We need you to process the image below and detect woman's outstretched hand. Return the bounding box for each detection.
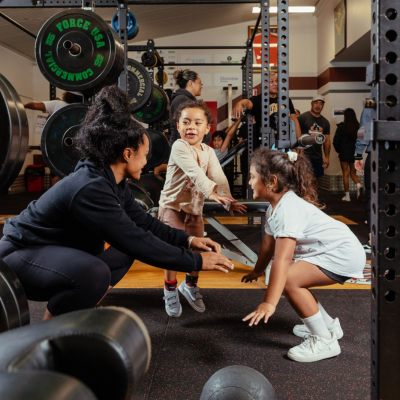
[190,237,221,253]
[241,270,263,283]
[200,252,234,273]
[242,302,276,326]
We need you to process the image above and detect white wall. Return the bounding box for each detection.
[347,0,371,48]
[316,0,370,176]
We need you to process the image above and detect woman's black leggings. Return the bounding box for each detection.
[0,239,134,316]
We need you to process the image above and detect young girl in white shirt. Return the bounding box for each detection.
[242,148,365,363]
[159,99,246,317]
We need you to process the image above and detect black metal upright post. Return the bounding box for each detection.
[245,40,254,201]
[260,2,270,149]
[368,1,400,398]
[117,1,128,92]
[276,0,290,149]
[49,84,56,100]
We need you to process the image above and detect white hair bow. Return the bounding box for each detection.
[288,152,298,163]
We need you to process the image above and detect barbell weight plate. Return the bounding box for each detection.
[0,74,29,195]
[35,9,124,93]
[145,128,170,169]
[127,59,153,112]
[128,182,154,211]
[0,258,30,334]
[111,12,139,40]
[141,52,158,68]
[133,85,170,124]
[155,71,168,85]
[41,103,89,178]
[134,174,165,207]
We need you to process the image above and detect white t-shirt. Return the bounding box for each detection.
[265,191,365,278]
[43,100,69,115]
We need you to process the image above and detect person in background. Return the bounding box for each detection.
[333,108,363,202]
[354,107,372,253]
[169,69,210,147]
[232,73,301,150]
[23,91,83,115]
[295,109,301,116]
[297,96,331,182]
[212,118,242,162]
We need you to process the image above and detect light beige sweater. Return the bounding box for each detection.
[159,139,232,215]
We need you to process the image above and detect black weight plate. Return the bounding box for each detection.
[133,85,170,124]
[145,128,169,169]
[41,103,89,178]
[0,258,30,334]
[128,182,154,211]
[35,10,124,93]
[0,74,29,195]
[134,174,165,207]
[127,58,153,112]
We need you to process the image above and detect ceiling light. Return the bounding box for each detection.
[252,6,315,13]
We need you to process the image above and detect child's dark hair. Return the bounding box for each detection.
[250,148,324,209]
[212,130,226,141]
[173,99,214,125]
[75,85,146,168]
[173,69,199,88]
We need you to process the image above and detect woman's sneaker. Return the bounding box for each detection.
[293,318,343,339]
[163,288,182,317]
[363,241,371,254]
[287,333,341,362]
[178,281,205,313]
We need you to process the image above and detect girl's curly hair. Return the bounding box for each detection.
[173,99,214,125]
[250,148,324,209]
[74,85,146,169]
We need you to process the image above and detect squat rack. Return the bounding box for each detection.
[0,1,399,398]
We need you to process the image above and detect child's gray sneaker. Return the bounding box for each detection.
[163,288,182,317]
[178,281,205,313]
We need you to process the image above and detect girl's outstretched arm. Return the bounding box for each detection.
[242,233,275,283]
[243,237,296,326]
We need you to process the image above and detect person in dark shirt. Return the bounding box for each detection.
[333,108,362,201]
[0,86,233,321]
[232,72,301,149]
[297,96,331,180]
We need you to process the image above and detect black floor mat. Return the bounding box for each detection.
[28,288,370,400]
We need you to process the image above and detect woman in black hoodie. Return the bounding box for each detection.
[333,108,362,201]
[169,69,211,146]
[0,86,233,321]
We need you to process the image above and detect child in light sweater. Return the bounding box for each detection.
[159,99,246,317]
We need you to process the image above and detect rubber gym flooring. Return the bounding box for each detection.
[1,189,371,399]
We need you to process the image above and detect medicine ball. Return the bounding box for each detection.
[200,365,278,400]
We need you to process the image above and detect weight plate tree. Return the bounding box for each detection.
[127,58,153,112]
[35,9,124,94]
[0,74,29,195]
[133,85,170,124]
[41,103,89,178]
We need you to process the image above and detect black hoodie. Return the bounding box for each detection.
[3,160,202,272]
